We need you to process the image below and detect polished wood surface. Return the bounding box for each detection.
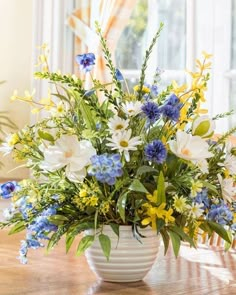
[0,230,235,295]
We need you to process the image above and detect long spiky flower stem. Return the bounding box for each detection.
[137,22,164,101]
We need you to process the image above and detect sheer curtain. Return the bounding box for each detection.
[67,0,137,83]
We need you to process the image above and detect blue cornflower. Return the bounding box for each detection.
[88,153,123,185]
[193,188,210,209]
[75,53,95,73]
[141,101,161,123]
[115,69,124,81]
[207,202,233,225]
[145,140,167,164]
[0,181,20,199]
[160,94,182,122]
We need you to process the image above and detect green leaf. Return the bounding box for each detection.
[47,215,69,225]
[65,235,75,253]
[76,235,94,256]
[207,221,232,244]
[160,229,170,255]
[110,223,119,238]
[201,181,218,195]
[157,171,166,204]
[169,230,181,258]
[117,192,128,223]
[169,225,196,248]
[47,232,58,252]
[38,130,54,142]
[136,166,158,176]
[8,221,26,235]
[79,98,96,130]
[224,231,232,251]
[99,234,111,261]
[129,179,149,194]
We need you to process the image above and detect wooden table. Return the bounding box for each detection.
[0,230,235,295]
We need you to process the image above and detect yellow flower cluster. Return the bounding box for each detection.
[141,191,175,230]
[172,51,212,130]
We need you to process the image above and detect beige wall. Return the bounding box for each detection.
[0,0,32,180]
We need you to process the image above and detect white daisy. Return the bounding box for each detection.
[107,115,129,133]
[122,101,143,117]
[106,129,142,161]
[40,135,96,182]
[186,203,204,219]
[218,174,236,203]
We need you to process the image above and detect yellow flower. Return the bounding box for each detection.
[8,133,19,146]
[163,208,175,223]
[133,84,150,94]
[146,190,158,203]
[202,51,213,59]
[79,189,87,197]
[173,195,188,213]
[155,203,166,219]
[191,180,203,197]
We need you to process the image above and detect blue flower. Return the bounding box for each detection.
[115,69,124,81]
[207,202,233,225]
[141,101,161,123]
[0,181,20,199]
[150,85,159,97]
[160,94,182,122]
[145,140,167,164]
[193,189,210,209]
[18,234,44,264]
[75,53,95,73]
[88,154,123,185]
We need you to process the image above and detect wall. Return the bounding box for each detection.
[0,0,32,180]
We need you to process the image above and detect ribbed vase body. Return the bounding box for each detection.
[85,225,160,282]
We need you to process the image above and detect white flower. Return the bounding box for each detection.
[192,159,209,174]
[220,154,236,175]
[122,101,143,117]
[40,135,96,183]
[192,115,215,138]
[217,174,236,203]
[0,133,19,156]
[107,115,129,133]
[106,129,142,161]
[186,203,204,219]
[168,130,213,162]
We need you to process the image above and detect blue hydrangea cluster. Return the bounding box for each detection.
[75,53,95,73]
[88,153,123,185]
[207,202,233,225]
[145,140,167,164]
[160,94,182,122]
[141,101,161,123]
[0,181,20,199]
[193,189,210,209]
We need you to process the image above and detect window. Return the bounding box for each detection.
[229,0,236,127]
[115,0,236,132]
[115,0,187,89]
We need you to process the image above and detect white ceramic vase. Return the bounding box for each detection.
[85,225,160,282]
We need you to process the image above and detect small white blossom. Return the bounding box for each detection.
[218,174,236,203]
[122,101,143,117]
[106,129,142,162]
[107,115,129,133]
[186,203,204,219]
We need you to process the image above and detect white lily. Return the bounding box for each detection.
[40,135,96,182]
[169,131,213,163]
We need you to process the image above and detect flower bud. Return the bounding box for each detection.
[192,115,215,138]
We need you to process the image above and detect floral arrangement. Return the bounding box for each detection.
[0,23,236,264]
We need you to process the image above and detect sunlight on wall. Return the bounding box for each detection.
[0,0,32,180]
